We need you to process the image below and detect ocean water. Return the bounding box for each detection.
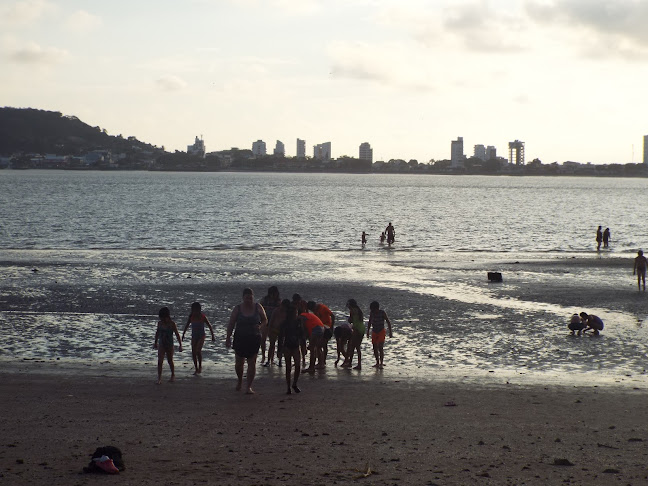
[1,170,647,387]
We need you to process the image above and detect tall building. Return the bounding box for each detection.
[273,140,285,156]
[486,145,497,160]
[474,144,486,161]
[313,142,332,160]
[644,135,648,164]
[451,137,464,168]
[508,140,525,165]
[187,135,205,158]
[359,142,373,162]
[252,140,266,156]
[296,138,306,158]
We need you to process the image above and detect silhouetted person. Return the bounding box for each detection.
[634,249,647,291]
[602,228,610,248]
[596,226,602,251]
[361,231,367,248]
[385,222,395,245]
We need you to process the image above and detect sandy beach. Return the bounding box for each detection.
[1,369,647,486]
[1,251,648,485]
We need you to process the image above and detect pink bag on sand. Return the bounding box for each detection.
[93,455,120,474]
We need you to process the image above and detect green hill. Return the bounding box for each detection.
[0,107,160,155]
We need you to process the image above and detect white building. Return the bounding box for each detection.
[274,140,285,156]
[187,136,206,158]
[474,144,486,161]
[313,142,332,160]
[252,140,267,156]
[296,138,306,158]
[451,137,464,168]
[359,142,373,162]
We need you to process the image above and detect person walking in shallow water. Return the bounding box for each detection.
[153,307,182,384]
[182,302,215,375]
[226,288,267,394]
[602,228,611,248]
[634,250,647,291]
[385,222,395,245]
[596,226,603,251]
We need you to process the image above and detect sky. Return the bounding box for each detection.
[2,0,648,164]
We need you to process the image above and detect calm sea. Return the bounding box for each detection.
[1,170,647,252]
[1,170,647,387]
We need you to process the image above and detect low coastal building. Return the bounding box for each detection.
[187,136,206,158]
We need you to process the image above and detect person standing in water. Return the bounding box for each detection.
[602,228,611,248]
[182,302,215,375]
[596,226,603,251]
[153,307,182,384]
[385,222,395,245]
[361,231,367,248]
[634,249,647,291]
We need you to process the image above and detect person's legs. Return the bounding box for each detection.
[260,327,268,363]
[372,341,379,366]
[157,347,165,384]
[235,355,244,391]
[378,342,385,367]
[292,348,301,392]
[245,355,257,394]
[166,348,175,380]
[284,349,292,393]
[353,334,362,370]
[195,335,205,373]
[268,336,277,365]
[191,339,199,374]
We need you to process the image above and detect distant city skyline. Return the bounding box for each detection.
[3,1,648,164]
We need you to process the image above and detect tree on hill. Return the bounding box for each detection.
[0,107,160,156]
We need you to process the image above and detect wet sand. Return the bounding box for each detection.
[1,370,647,486]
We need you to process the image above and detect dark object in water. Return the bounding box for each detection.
[83,445,125,473]
[487,272,502,282]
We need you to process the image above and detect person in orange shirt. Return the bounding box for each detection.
[301,311,325,372]
[366,301,393,369]
[307,301,335,363]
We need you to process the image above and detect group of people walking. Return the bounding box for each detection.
[153,286,394,394]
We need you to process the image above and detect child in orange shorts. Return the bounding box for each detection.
[366,301,393,369]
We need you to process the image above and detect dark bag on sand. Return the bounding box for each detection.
[83,445,125,473]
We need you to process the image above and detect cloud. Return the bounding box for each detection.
[327,41,435,92]
[0,0,54,27]
[64,10,102,34]
[7,41,69,65]
[221,0,322,15]
[156,75,188,91]
[525,0,648,59]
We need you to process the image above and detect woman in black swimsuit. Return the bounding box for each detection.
[278,302,304,394]
[226,288,268,394]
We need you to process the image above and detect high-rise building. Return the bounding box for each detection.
[187,135,205,158]
[451,137,464,168]
[474,144,486,161]
[296,138,306,158]
[274,140,285,156]
[486,146,497,160]
[644,135,648,164]
[359,142,373,162]
[508,140,525,165]
[252,140,266,156]
[313,142,332,160]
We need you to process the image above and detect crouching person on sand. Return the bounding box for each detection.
[580,312,604,336]
[568,313,585,335]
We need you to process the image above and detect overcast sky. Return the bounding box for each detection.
[2,0,648,164]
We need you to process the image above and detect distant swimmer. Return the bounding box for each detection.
[596,225,603,251]
[633,249,647,291]
[361,231,367,248]
[580,312,604,336]
[385,222,395,245]
[602,228,611,248]
[380,232,386,244]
